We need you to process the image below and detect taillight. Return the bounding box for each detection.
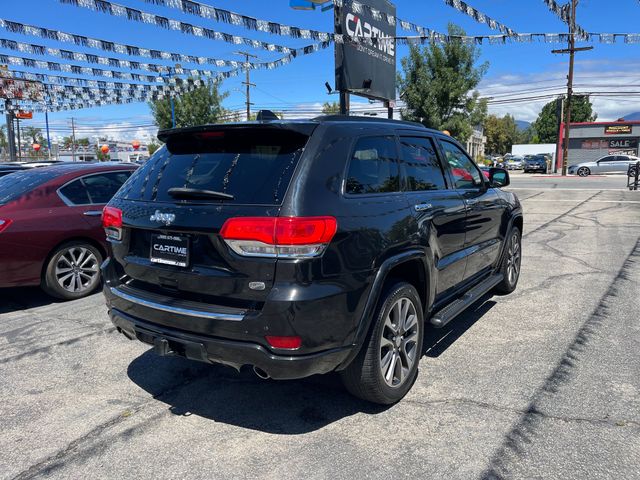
[0,219,12,233]
[220,216,337,258]
[102,206,123,241]
[265,335,302,350]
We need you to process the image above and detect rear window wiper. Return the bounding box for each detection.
[167,188,234,201]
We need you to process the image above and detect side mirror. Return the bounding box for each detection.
[489,167,510,187]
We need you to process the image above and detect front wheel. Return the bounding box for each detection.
[42,241,103,300]
[495,227,522,294]
[341,282,424,405]
[577,167,591,177]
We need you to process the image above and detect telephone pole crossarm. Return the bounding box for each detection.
[234,51,258,121]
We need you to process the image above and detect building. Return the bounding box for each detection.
[466,126,486,160]
[559,120,640,169]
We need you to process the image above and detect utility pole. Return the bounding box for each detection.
[552,0,592,176]
[235,51,257,121]
[16,116,21,161]
[71,117,77,162]
[5,102,16,162]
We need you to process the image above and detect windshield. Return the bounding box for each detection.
[118,128,310,205]
[0,168,60,206]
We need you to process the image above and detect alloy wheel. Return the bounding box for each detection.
[379,297,419,388]
[577,167,590,177]
[506,232,522,286]
[54,247,100,293]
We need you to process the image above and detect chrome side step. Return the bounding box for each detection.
[430,273,504,328]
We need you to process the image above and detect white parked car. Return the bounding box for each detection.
[569,155,640,177]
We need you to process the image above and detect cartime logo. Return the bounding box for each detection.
[345,13,395,57]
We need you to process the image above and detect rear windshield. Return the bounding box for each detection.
[0,168,60,206]
[118,128,310,205]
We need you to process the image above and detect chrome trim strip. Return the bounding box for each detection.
[109,287,245,322]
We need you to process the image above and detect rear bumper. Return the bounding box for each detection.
[109,308,351,380]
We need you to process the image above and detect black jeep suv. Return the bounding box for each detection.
[102,115,523,404]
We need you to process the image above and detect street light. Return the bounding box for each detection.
[159,64,181,129]
[289,0,333,11]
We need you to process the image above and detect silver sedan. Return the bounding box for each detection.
[569,155,640,176]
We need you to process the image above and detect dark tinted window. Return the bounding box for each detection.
[599,156,615,163]
[83,172,132,204]
[399,137,446,191]
[59,179,90,205]
[0,168,61,206]
[346,136,400,195]
[121,128,309,205]
[440,141,483,190]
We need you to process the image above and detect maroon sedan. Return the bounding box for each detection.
[0,163,136,299]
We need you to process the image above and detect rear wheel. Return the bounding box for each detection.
[577,167,591,177]
[495,227,522,294]
[341,282,424,405]
[42,241,103,300]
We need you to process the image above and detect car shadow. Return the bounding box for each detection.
[0,287,59,314]
[127,350,390,435]
[126,297,497,434]
[422,297,497,358]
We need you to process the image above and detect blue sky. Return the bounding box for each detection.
[2,0,640,141]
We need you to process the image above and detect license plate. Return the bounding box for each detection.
[150,234,190,267]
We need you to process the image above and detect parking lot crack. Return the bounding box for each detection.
[0,328,117,364]
[406,397,640,429]
[480,236,640,480]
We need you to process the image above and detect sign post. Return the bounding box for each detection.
[334,0,396,116]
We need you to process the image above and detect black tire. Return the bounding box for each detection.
[42,241,103,300]
[628,167,638,178]
[494,227,522,294]
[340,282,424,405]
[577,167,590,177]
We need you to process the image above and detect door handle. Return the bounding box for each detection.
[414,203,433,212]
[465,199,478,206]
[83,210,103,217]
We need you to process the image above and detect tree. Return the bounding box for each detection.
[322,102,340,115]
[398,23,488,142]
[23,126,41,145]
[484,114,519,154]
[147,142,160,155]
[0,124,7,160]
[533,96,597,144]
[150,79,229,129]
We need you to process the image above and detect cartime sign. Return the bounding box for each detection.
[334,0,396,101]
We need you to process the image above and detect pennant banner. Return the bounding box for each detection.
[0,38,230,77]
[542,0,588,40]
[8,69,199,90]
[59,0,310,54]
[0,53,244,82]
[443,0,516,36]
[142,0,332,42]
[1,78,205,112]
[0,19,330,71]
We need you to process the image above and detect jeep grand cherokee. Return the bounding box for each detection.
[102,115,523,404]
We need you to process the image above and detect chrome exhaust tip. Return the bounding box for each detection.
[253,366,270,380]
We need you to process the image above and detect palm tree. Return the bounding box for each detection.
[23,126,43,145]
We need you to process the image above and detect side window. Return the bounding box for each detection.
[399,137,447,191]
[83,172,132,204]
[346,136,400,195]
[59,179,90,205]
[599,156,615,163]
[439,141,483,190]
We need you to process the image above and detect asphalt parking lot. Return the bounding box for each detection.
[1,178,639,480]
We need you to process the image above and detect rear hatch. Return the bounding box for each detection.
[110,124,315,309]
